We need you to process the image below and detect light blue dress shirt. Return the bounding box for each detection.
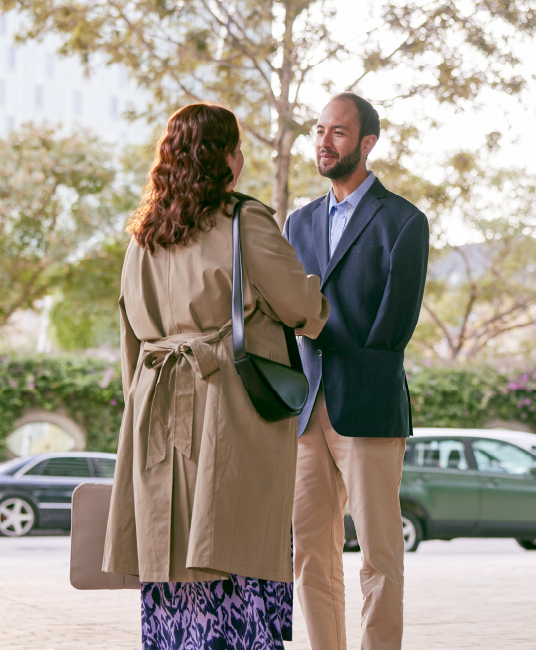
[328,171,376,259]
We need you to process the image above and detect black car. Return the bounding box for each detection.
[0,452,116,537]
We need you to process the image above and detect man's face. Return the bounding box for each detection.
[316,99,362,180]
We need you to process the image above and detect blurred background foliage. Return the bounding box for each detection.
[0,124,121,328]
[50,239,127,351]
[2,357,536,461]
[0,355,124,460]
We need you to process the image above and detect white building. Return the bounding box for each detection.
[0,11,150,146]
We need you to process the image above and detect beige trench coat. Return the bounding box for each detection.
[102,198,329,583]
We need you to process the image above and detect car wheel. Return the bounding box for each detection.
[0,497,37,537]
[516,539,536,550]
[402,510,423,552]
[343,539,361,552]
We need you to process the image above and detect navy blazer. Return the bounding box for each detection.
[284,178,429,438]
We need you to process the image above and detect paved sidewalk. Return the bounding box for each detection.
[1,537,535,649]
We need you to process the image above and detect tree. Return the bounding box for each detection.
[415,235,536,362]
[46,141,154,351]
[0,123,122,328]
[373,129,536,362]
[3,0,535,227]
[50,238,128,351]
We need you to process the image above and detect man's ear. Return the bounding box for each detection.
[361,134,378,157]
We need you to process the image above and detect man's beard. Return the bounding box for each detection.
[317,140,362,180]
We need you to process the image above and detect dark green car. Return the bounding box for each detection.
[344,429,536,552]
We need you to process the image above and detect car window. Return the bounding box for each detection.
[22,460,48,476]
[95,458,116,479]
[40,457,92,478]
[472,439,536,475]
[412,439,469,470]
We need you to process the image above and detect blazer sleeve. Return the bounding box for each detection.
[365,211,429,351]
[240,201,330,339]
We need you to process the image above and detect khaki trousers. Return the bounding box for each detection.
[293,390,406,650]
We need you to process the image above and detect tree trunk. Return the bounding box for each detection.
[271,125,294,230]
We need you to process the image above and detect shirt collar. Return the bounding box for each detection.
[328,171,376,212]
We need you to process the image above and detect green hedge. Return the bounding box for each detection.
[408,365,536,431]
[0,355,123,461]
[0,356,535,461]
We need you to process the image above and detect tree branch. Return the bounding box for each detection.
[422,300,455,353]
[108,1,206,103]
[199,0,278,107]
[241,122,274,147]
[453,247,478,354]
[1,263,46,325]
[467,318,536,358]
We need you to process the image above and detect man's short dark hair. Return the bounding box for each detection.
[333,92,380,140]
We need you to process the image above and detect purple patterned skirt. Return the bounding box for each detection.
[141,575,293,650]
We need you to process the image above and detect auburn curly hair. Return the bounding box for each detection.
[127,103,240,253]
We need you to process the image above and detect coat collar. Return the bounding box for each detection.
[230,191,276,215]
[320,177,386,289]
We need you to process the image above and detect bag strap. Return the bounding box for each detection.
[232,200,247,361]
[232,200,304,372]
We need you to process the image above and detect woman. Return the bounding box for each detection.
[103,103,329,650]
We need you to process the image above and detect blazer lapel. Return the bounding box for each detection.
[321,178,386,289]
[312,195,329,278]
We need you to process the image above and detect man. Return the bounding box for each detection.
[284,93,429,650]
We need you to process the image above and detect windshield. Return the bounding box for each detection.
[472,439,536,475]
[0,457,33,475]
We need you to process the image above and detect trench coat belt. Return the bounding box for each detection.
[141,326,231,470]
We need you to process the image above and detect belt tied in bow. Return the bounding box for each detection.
[141,327,230,469]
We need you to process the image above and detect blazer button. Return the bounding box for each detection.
[317,349,322,356]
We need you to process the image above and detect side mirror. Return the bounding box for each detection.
[530,463,536,477]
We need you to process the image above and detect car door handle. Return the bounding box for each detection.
[487,481,498,488]
[414,478,427,485]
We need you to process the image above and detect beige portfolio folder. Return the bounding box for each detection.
[70,483,140,590]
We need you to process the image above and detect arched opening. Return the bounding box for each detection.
[5,410,86,457]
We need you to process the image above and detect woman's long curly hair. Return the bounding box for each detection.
[128,103,240,253]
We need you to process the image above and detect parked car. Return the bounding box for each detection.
[344,428,536,553]
[0,452,116,537]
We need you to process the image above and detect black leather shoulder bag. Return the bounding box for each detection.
[232,199,309,422]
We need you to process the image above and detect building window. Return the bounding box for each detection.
[35,85,44,110]
[0,80,4,105]
[73,91,82,116]
[7,47,15,71]
[6,116,14,131]
[119,64,128,88]
[110,96,118,120]
[54,87,64,116]
[45,54,54,78]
